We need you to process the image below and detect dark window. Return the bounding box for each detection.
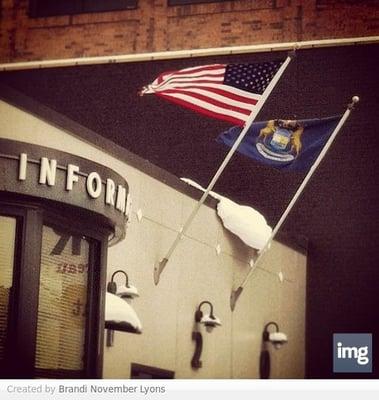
[168,0,230,5]
[131,363,175,379]
[0,202,108,378]
[29,0,138,18]
[0,216,17,366]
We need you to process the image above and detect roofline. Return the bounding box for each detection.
[0,82,220,209]
[0,82,307,253]
[1,36,378,71]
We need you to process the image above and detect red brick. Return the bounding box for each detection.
[0,0,378,63]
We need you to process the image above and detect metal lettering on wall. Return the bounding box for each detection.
[0,138,130,244]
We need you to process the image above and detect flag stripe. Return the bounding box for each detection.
[157,65,225,84]
[161,85,260,105]
[162,64,225,77]
[154,76,225,91]
[154,72,225,90]
[165,73,225,81]
[161,88,256,113]
[157,92,244,126]
[152,82,261,103]
[163,67,226,80]
[157,91,249,124]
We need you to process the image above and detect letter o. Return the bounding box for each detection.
[86,172,102,198]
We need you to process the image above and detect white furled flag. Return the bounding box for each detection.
[141,61,284,126]
[181,178,272,250]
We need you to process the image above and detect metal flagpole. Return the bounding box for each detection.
[230,95,360,310]
[154,51,296,285]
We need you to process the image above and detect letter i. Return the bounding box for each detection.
[19,153,27,180]
[337,342,343,358]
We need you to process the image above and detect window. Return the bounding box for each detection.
[131,363,175,379]
[34,226,91,378]
[168,0,230,5]
[29,0,138,18]
[0,203,108,378]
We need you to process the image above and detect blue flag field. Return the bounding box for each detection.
[217,115,341,171]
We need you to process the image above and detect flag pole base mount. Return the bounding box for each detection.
[230,286,243,311]
[154,258,168,286]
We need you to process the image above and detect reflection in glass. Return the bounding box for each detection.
[34,226,89,378]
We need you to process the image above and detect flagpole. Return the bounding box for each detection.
[230,95,360,310]
[154,51,295,285]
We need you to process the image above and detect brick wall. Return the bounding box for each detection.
[1,0,378,62]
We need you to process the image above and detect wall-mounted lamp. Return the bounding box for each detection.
[260,321,288,379]
[191,301,221,369]
[107,270,139,299]
[263,321,288,349]
[105,269,142,347]
[195,300,222,331]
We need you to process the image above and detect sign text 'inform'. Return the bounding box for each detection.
[18,153,130,215]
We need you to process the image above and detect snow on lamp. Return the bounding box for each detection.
[105,269,142,346]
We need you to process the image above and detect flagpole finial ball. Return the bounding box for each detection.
[352,96,360,103]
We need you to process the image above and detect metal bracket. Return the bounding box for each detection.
[191,331,203,369]
[230,286,243,311]
[153,258,168,285]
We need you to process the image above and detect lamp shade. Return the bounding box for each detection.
[116,284,139,299]
[268,331,288,349]
[200,313,222,327]
[105,292,142,334]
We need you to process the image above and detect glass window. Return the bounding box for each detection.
[0,216,16,363]
[168,0,229,5]
[34,226,90,378]
[0,202,106,379]
[29,0,138,18]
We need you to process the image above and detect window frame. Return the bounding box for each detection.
[28,0,138,18]
[130,363,175,379]
[0,199,109,378]
[168,0,230,6]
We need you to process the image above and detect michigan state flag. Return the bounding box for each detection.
[217,115,341,171]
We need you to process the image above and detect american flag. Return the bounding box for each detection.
[141,60,284,126]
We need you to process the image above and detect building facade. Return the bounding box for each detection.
[0,0,378,379]
[0,96,306,378]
